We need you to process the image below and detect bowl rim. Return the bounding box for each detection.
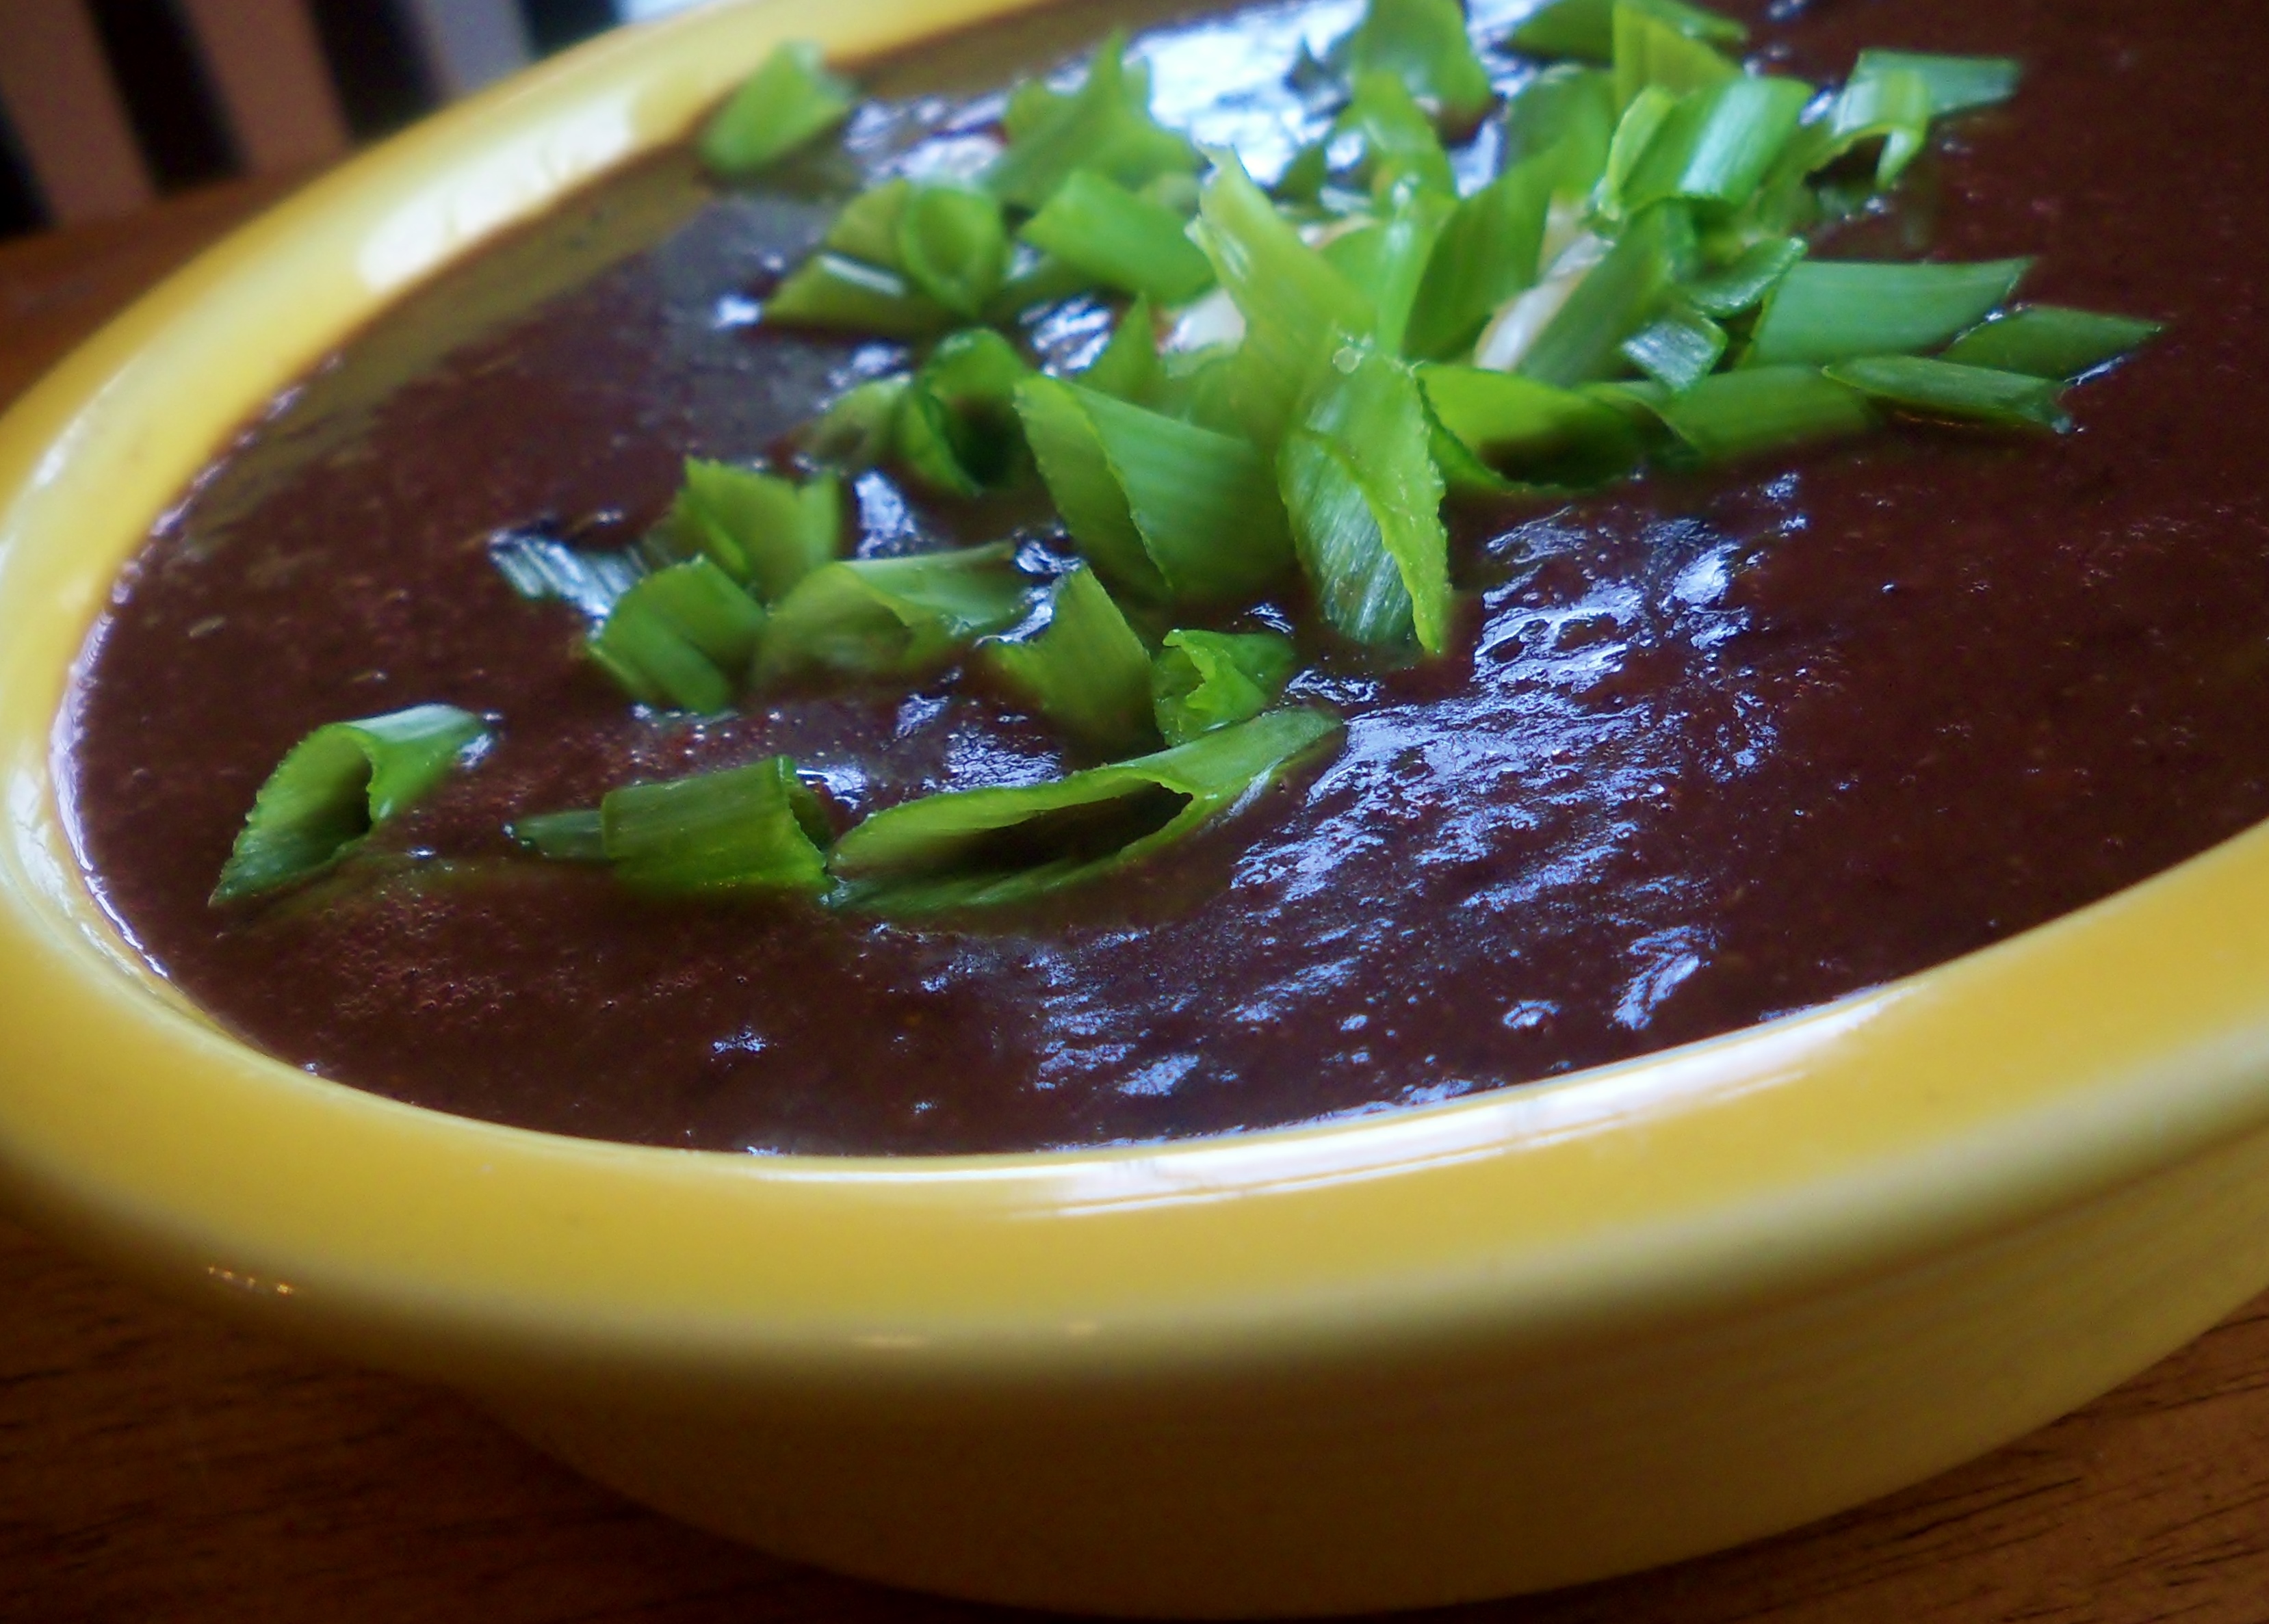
[5,0,2269,1382]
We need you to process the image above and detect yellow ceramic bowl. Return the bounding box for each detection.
[5,2,2269,1615]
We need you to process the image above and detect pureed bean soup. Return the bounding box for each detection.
[61,0,2268,1154]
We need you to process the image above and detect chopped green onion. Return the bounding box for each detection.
[803,375,909,469]
[589,557,768,713]
[508,808,607,862]
[894,328,1031,497]
[984,250,1101,321]
[1191,155,1376,448]
[1518,201,1693,387]
[1403,155,1555,363]
[1017,170,1217,304]
[699,41,855,176]
[822,179,910,267]
[1681,233,1804,317]
[669,460,841,603]
[212,704,489,903]
[1851,49,2019,117]
[755,544,1034,686]
[983,31,1200,211]
[1657,364,1875,462]
[1624,75,1815,213]
[1807,64,1932,188]
[1597,84,1679,219]
[1419,363,1646,487]
[1016,376,1293,607]
[1503,66,1617,197]
[1746,257,2030,367]
[1321,185,1455,356]
[1940,304,2162,380]
[1824,355,2070,430]
[1078,297,1163,402]
[1337,0,1495,133]
[1620,301,1727,391]
[1004,79,1069,142]
[895,185,1011,318]
[764,253,950,339]
[601,757,832,896]
[487,529,643,623]
[1334,70,1459,200]
[1511,0,1747,62]
[829,707,1341,914]
[1612,3,1740,112]
[1152,629,1299,746]
[1280,348,1451,654]
[976,566,1158,757]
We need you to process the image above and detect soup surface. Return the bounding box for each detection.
[63,0,2269,1154]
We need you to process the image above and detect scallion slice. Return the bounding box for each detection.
[1518,201,1693,387]
[803,376,909,469]
[1940,304,2162,380]
[983,32,1200,211]
[1681,233,1804,317]
[1190,154,1377,449]
[755,544,1034,686]
[1321,186,1455,356]
[1152,629,1299,746]
[1503,66,1617,197]
[1657,364,1875,462]
[894,328,1032,497]
[1334,70,1459,200]
[1336,0,1495,134]
[1016,375,1293,608]
[1624,74,1814,213]
[1280,348,1451,653]
[764,253,950,339]
[1078,297,1163,402]
[669,460,841,603]
[1419,363,1646,487]
[1403,153,1555,361]
[589,557,768,713]
[1808,64,1932,188]
[1850,49,2019,117]
[601,757,833,896]
[1612,3,1739,112]
[828,706,1341,914]
[1017,170,1216,304]
[895,185,1011,318]
[977,566,1158,757]
[1620,301,1728,391]
[212,704,489,903]
[823,180,910,267]
[508,808,607,863]
[984,249,1102,320]
[1511,0,1748,63]
[1746,257,2030,367]
[699,41,855,176]
[1824,355,2070,430]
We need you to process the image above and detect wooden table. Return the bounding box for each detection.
[7,183,2269,1624]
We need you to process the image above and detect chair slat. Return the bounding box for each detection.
[0,0,153,223]
[396,0,534,99]
[176,0,349,174]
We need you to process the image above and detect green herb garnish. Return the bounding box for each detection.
[214,705,487,902]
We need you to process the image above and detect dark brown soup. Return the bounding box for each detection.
[62,0,2269,1154]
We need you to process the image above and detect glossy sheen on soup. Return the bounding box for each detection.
[62,0,2269,1154]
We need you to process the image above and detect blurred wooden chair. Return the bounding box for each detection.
[0,0,546,227]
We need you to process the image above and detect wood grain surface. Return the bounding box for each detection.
[6,181,2269,1624]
